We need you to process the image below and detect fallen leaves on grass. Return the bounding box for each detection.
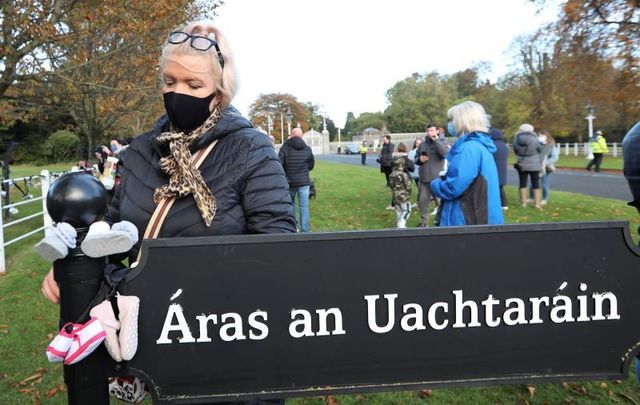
[515,390,529,405]
[418,389,432,398]
[17,368,47,386]
[619,392,639,404]
[46,384,66,398]
[609,390,621,402]
[570,383,588,396]
[526,384,536,398]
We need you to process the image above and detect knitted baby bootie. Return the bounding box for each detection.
[81,221,137,258]
[34,223,77,262]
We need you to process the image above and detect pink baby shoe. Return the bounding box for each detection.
[46,323,77,363]
[64,317,106,365]
[90,299,123,362]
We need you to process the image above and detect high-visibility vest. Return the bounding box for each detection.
[590,135,608,154]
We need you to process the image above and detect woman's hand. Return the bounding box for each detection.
[41,268,60,304]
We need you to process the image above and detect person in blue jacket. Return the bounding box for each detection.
[430,101,504,226]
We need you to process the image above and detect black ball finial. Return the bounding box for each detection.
[46,172,108,228]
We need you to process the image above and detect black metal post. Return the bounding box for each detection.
[54,232,110,404]
[47,172,110,405]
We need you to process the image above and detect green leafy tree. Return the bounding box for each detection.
[384,72,458,132]
[352,112,387,133]
[343,112,356,138]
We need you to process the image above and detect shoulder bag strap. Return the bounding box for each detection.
[133,139,218,266]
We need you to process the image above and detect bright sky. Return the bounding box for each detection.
[215,0,559,127]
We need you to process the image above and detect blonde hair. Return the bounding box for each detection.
[447,101,490,134]
[160,20,237,110]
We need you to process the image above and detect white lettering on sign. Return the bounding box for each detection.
[288,308,346,338]
[364,283,620,334]
[156,299,270,344]
[155,283,621,344]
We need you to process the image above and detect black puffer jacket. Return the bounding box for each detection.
[278,136,314,187]
[489,128,509,186]
[105,106,296,240]
[379,142,394,167]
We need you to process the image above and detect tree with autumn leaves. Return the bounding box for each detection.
[248,93,310,144]
[1,0,221,155]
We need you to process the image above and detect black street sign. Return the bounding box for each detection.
[119,221,640,404]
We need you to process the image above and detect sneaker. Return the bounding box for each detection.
[64,317,106,365]
[541,200,548,205]
[430,208,438,216]
[411,203,418,209]
[502,206,509,211]
[385,205,395,211]
[46,323,77,363]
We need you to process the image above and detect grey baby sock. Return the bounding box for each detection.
[34,223,77,262]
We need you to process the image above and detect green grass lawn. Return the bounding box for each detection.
[509,154,623,171]
[0,161,638,404]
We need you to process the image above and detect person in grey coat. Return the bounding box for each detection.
[489,128,509,210]
[415,123,449,227]
[513,123,543,208]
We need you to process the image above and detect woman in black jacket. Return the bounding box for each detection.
[104,22,295,240]
[41,20,294,404]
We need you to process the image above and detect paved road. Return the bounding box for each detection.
[318,154,633,202]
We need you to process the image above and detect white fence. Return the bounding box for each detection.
[0,170,62,273]
[557,143,621,157]
[328,140,622,157]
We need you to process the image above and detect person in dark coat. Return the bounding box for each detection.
[378,135,395,209]
[279,127,315,232]
[489,128,509,210]
[623,121,640,218]
[415,124,448,227]
[41,20,294,405]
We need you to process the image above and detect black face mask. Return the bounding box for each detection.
[163,91,216,132]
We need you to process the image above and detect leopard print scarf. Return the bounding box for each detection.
[153,108,222,227]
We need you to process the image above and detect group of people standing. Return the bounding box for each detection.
[379,101,573,228]
[381,101,504,228]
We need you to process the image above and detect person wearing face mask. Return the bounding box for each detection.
[101,21,295,241]
[109,139,126,156]
[429,101,503,227]
[41,21,296,403]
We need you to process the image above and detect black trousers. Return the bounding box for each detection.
[518,170,540,189]
[499,185,507,207]
[587,153,604,172]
